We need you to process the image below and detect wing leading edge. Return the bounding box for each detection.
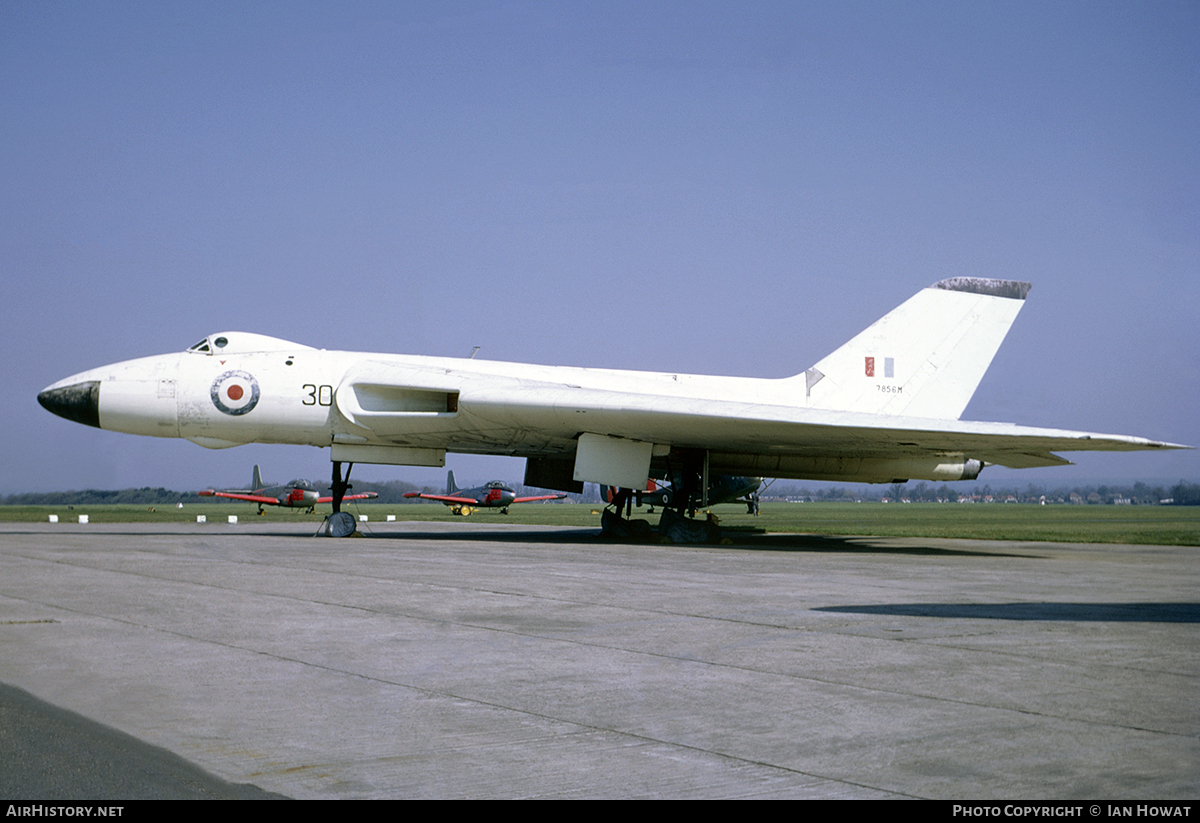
[402,493,479,505]
[197,491,280,505]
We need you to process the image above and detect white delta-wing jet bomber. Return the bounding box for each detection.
[39,278,1186,536]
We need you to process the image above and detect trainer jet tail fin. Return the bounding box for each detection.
[801,278,1031,420]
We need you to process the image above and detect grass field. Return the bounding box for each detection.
[3,501,1198,546]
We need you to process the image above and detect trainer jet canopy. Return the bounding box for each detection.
[198,465,377,514]
[38,278,1189,533]
[404,471,567,515]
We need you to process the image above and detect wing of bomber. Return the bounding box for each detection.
[458,384,1184,483]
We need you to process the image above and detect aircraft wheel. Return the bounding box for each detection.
[325,511,356,537]
[460,506,473,516]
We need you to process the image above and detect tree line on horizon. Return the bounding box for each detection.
[765,479,1200,506]
[5,479,1199,507]
[1,479,425,507]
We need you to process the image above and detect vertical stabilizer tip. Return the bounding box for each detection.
[932,278,1031,300]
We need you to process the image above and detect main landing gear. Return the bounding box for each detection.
[600,449,723,544]
[323,460,358,537]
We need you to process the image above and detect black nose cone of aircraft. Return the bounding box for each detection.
[38,381,101,429]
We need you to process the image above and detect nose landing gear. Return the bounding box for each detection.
[323,460,357,537]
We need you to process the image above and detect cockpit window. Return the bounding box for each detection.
[185,336,225,354]
[185,332,313,354]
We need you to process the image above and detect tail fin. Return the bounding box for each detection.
[251,464,263,491]
[800,278,1030,419]
[447,470,457,494]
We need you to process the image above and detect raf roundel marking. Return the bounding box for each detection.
[210,370,260,416]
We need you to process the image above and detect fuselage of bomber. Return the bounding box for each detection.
[40,333,806,458]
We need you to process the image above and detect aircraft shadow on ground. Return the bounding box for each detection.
[721,532,1038,558]
[19,523,1034,559]
[0,682,287,800]
[9,524,1045,559]
[813,602,1200,623]
[348,526,1037,559]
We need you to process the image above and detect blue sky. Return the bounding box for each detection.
[3,1,1196,493]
